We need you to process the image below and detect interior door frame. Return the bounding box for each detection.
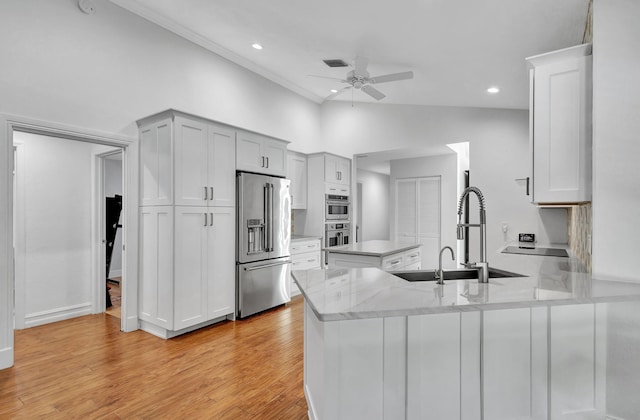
[95,149,125,314]
[0,113,139,370]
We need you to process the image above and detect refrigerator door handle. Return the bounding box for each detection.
[243,260,292,271]
[268,183,274,252]
[263,183,270,252]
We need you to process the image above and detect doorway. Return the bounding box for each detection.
[12,132,125,328]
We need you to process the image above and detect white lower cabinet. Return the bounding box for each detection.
[327,247,422,271]
[304,302,605,420]
[290,238,321,296]
[140,206,235,337]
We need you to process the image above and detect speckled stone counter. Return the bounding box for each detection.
[325,239,420,257]
[293,250,640,321]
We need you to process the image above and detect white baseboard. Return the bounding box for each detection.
[0,346,14,369]
[305,384,318,420]
[140,314,231,339]
[122,315,138,332]
[23,302,92,328]
[607,415,628,420]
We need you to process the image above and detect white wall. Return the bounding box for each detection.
[14,132,111,327]
[591,2,640,419]
[390,154,458,268]
[105,156,123,277]
[0,0,321,149]
[356,169,390,241]
[322,101,567,259]
[591,0,640,282]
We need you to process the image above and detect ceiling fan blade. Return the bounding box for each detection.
[325,86,352,101]
[308,74,348,83]
[354,56,369,76]
[368,71,414,84]
[361,84,386,100]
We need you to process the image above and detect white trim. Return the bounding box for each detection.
[109,0,323,104]
[12,142,26,329]
[0,113,139,370]
[108,269,122,278]
[139,315,228,339]
[24,303,93,329]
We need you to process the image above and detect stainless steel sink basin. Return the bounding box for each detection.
[390,267,525,282]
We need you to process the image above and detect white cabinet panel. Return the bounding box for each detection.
[174,117,208,206]
[140,119,172,206]
[208,207,235,319]
[237,131,287,177]
[407,312,460,420]
[139,207,173,328]
[208,124,236,207]
[287,152,307,209]
[263,138,287,177]
[324,154,350,186]
[174,207,208,330]
[550,304,601,419]
[483,308,532,420]
[528,44,592,204]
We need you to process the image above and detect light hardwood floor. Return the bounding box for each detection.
[0,297,308,419]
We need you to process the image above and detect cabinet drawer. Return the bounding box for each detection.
[403,261,422,271]
[292,251,321,270]
[382,255,404,271]
[291,239,321,255]
[403,249,422,266]
[325,183,350,196]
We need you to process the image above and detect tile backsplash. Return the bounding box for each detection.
[568,203,592,272]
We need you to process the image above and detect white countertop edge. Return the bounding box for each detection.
[299,289,640,322]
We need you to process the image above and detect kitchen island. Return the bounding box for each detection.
[292,252,640,420]
[325,240,422,271]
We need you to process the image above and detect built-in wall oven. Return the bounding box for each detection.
[325,194,350,220]
[325,222,350,247]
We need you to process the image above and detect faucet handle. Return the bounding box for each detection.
[460,262,476,269]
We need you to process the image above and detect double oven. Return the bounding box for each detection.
[325,194,350,220]
[325,194,350,248]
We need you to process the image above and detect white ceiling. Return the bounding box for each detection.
[111,0,590,109]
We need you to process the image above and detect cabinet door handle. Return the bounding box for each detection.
[204,186,208,200]
[262,156,265,167]
[210,212,213,226]
[307,259,316,263]
[389,259,401,265]
[210,186,214,200]
[203,213,207,227]
[266,156,269,168]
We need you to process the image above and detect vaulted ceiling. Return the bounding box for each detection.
[111,0,590,110]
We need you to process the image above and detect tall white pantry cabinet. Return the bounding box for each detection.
[137,110,236,338]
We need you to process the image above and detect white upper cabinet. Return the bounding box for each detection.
[527,44,592,204]
[287,151,307,209]
[139,112,236,207]
[236,131,288,177]
[140,117,172,206]
[325,154,350,186]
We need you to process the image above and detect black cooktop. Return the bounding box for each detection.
[502,246,569,258]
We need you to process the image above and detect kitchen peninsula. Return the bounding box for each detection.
[292,252,640,420]
[325,240,422,271]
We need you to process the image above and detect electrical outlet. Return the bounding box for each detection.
[501,222,508,233]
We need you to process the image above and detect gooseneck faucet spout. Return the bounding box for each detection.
[435,246,455,285]
[456,187,489,283]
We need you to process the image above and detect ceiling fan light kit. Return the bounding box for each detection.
[318,56,414,102]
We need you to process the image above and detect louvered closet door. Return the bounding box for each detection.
[395,177,441,269]
[396,179,418,245]
[418,177,441,268]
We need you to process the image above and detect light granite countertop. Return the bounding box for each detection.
[324,240,421,257]
[292,247,640,321]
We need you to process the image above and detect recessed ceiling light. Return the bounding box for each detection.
[330,89,338,93]
[251,43,263,50]
[487,87,500,94]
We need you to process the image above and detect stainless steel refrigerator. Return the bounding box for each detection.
[236,172,291,318]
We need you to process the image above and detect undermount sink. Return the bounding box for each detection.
[390,267,526,282]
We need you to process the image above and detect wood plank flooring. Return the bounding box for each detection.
[0,296,308,419]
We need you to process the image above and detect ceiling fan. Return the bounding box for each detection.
[313,56,414,101]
